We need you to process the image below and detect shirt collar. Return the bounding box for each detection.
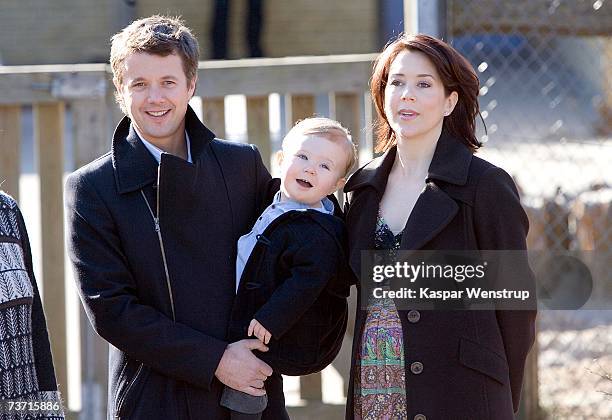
[135,127,193,164]
[112,106,216,195]
[272,191,335,215]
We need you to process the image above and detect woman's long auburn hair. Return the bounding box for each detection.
[371,33,483,153]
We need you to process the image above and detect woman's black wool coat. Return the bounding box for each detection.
[343,131,537,420]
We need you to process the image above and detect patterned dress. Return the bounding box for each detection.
[354,215,407,419]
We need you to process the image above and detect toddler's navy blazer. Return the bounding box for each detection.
[227,209,350,376]
[343,130,537,420]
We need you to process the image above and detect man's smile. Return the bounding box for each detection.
[145,110,171,117]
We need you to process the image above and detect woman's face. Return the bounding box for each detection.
[383,49,457,144]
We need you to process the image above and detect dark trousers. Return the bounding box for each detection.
[221,386,267,419]
[211,0,264,59]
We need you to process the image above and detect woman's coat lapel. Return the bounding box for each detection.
[344,130,473,280]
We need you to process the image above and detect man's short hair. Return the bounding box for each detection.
[110,15,199,87]
[283,117,357,178]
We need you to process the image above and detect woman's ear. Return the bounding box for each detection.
[445,91,459,116]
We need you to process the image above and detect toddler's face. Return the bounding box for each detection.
[279,135,348,207]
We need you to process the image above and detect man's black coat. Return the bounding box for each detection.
[227,209,350,376]
[65,107,288,419]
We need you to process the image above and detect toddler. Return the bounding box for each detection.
[221,117,356,419]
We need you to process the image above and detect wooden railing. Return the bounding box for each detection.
[0,55,377,419]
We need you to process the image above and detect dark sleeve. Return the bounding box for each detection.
[64,173,227,390]
[15,206,61,395]
[253,227,340,339]
[473,166,537,413]
[342,191,351,221]
[342,191,359,286]
[250,145,275,215]
[328,193,344,219]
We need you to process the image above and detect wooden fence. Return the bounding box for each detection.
[0,55,378,419]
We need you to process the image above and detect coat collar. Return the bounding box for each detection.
[112,106,216,194]
[344,130,472,276]
[344,129,473,194]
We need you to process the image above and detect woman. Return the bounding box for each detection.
[0,191,63,418]
[344,34,536,419]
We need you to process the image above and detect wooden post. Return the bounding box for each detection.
[600,39,612,135]
[333,287,358,397]
[106,84,125,131]
[404,0,417,34]
[79,311,107,420]
[330,92,361,207]
[362,91,376,163]
[34,102,68,403]
[71,98,110,420]
[202,97,226,139]
[0,105,21,200]
[332,92,361,156]
[300,373,323,402]
[246,96,271,170]
[285,94,315,129]
[72,99,110,168]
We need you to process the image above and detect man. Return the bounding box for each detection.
[65,16,287,419]
[211,0,264,59]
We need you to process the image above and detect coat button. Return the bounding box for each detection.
[407,310,420,323]
[410,361,423,375]
[414,414,427,420]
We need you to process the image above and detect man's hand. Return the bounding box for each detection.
[215,339,272,396]
[248,319,272,344]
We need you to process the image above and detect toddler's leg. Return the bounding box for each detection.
[230,411,263,420]
[221,385,267,419]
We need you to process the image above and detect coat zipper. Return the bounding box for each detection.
[117,180,172,418]
[115,363,144,418]
[140,182,176,322]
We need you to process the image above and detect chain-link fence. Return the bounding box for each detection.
[447,1,611,418]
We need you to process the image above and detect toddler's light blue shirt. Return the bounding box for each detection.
[235,191,334,292]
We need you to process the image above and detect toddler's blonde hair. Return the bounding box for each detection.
[282,117,357,177]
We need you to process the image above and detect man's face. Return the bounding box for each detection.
[115,52,196,148]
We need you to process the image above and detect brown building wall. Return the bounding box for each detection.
[1,0,113,64]
[0,0,378,65]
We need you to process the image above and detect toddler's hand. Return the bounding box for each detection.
[248,319,272,344]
